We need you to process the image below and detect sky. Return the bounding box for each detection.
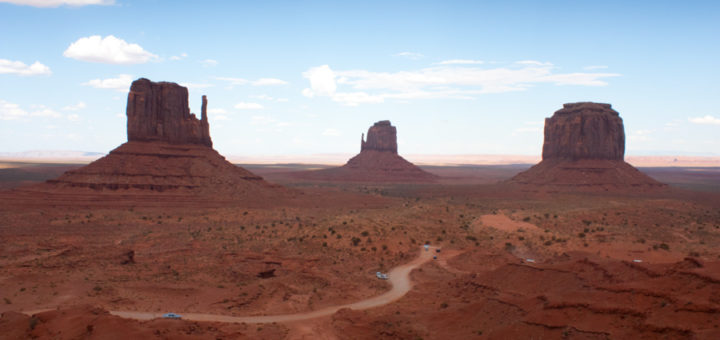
[1,0,719,158]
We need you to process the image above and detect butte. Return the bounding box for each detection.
[25,78,282,201]
[509,102,665,190]
[297,120,438,182]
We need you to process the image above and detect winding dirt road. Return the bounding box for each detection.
[109,246,435,324]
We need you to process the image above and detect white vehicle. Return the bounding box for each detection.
[376,271,389,280]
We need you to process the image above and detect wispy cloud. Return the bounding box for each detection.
[322,128,341,136]
[170,52,188,61]
[393,52,424,60]
[301,62,620,106]
[689,115,720,125]
[180,82,214,89]
[200,59,218,67]
[234,102,264,110]
[0,59,51,76]
[0,100,69,120]
[438,59,484,65]
[252,78,288,86]
[583,65,609,70]
[83,74,133,92]
[62,101,86,111]
[215,76,289,87]
[64,35,157,64]
[0,0,114,7]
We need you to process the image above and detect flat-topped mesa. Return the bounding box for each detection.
[126,78,212,147]
[542,102,624,161]
[360,120,398,154]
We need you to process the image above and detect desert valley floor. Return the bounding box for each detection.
[1,162,719,339]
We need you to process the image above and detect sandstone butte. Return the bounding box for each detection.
[510,102,666,190]
[297,120,438,182]
[38,78,280,197]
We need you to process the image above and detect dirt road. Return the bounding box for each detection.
[109,246,435,324]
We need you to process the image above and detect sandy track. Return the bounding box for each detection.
[108,246,435,324]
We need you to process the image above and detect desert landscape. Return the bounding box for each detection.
[2,2,720,339]
[0,78,718,340]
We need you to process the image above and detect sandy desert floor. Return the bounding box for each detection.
[1,162,719,339]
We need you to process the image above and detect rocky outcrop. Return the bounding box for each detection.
[294,120,437,182]
[511,102,664,190]
[39,78,283,198]
[127,78,212,147]
[361,120,397,153]
[542,102,624,161]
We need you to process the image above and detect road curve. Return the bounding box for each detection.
[110,246,435,324]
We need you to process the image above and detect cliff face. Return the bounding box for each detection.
[510,102,664,190]
[542,102,624,161]
[126,78,212,147]
[361,120,398,153]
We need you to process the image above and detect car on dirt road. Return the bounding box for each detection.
[162,313,182,319]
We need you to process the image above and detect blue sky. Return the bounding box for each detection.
[1,0,719,157]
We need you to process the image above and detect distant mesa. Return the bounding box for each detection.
[510,102,665,190]
[39,78,281,197]
[296,120,438,182]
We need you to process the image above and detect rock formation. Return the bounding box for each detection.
[127,78,212,147]
[295,120,438,182]
[361,120,397,153]
[542,102,624,160]
[510,102,664,190]
[39,78,282,198]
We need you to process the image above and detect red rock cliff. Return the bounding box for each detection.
[126,78,212,147]
[361,120,398,153]
[542,102,624,161]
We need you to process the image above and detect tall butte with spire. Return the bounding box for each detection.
[41,78,281,198]
[510,102,665,190]
[297,120,438,182]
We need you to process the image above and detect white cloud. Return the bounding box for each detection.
[276,98,289,102]
[252,78,288,86]
[301,62,620,106]
[200,59,218,67]
[1,101,67,120]
[0,0,113,7]
[689,115,720,126]
[0,59,51,76]
[29,104,61,118]
[322,128,341,136]
[302,65,337,98]
[0,99,27,120]
[393,52,424,60]
[215,77,248,85]
[438,59,484,65]
[234,102,264,110]
[170,52,188,61]
[67,113,80,121]
[249,94,274,101]
[83,74,133,92]
[180,82,214,89]
[64,35,157,64]
[62,101,86,111]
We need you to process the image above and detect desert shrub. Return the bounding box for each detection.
[523,217,531,222]
[351,237,361,246]
[465,235,477,241]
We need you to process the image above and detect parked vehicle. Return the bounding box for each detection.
[376,271,389,280]
[162,313,182,319]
